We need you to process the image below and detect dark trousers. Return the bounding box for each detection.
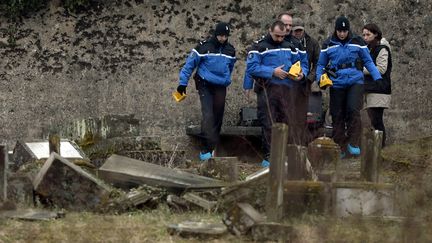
[257,83,307,159]
[197,79,226,153]
[330,84,363,150]
[367,107,386,147]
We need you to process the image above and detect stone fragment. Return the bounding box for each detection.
[222,202,265,236]
[167,221,227,238]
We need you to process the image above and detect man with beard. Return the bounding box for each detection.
[176,22,237,161]
[244,20,309,167]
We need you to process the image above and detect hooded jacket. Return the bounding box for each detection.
[179,36,236,87]
[243,34,309,89]
[316,33,382,88]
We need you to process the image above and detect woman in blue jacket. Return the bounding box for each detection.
[316,16,382,156]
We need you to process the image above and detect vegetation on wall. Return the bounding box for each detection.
[0,0,91,19]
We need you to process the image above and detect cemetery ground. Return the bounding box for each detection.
[1,133,432,242]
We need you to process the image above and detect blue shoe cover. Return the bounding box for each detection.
[199,152,212,161]
[347,144,360,155]
[261,159,270,168]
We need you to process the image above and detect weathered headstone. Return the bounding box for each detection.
[222,202,265,236]
[333,182,395,217]
[307,137,341,181]
[48,134,61,154]
[7,173,34,207]
[33,153,111,211]
[361,129,383,182]
[265,123,288,222]
[0,144,7,201]
[286,145,309,180]
[98,154,223,191]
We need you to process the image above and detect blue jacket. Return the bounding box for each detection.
[316,33,381,88]
[179,37,236,87]
[243,34,309,89]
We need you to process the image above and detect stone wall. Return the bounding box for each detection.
[0,0,431,145]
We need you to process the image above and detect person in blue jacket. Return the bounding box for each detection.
[316,16,382,157]
[244,20,309,167]
[176,22,236,161]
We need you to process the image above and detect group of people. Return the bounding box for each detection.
[175,13,392,166]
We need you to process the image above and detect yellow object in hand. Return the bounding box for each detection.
[319,73,333,89]
[288,61,302,79]
[172,90,187,102]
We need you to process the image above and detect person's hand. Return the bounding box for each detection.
[177,85,187,95]
[293,71,304,81]
[273,65,288,79]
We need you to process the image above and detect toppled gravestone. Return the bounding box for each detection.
[167,221,227,238]
[11,139,89,171]
[33,153,111,211]
[98,154,223,192]
[0,208,64,221]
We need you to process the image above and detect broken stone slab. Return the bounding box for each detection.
[181,192,217,212]
[7,173,34,207]
[245,167,268,181]
[167,194,191,212]
[218,170,269,211]
[0,208,64,221]
[333,182,395,217]
[33,153,111,211]
[222,202,266,236]
[1,144,7,201]
[11,139,89,171]
[98,154,224,191]
[251,222,295,242]
[167,221,227,238]
[199,157,239,182]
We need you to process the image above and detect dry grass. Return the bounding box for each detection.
[0,206,242,243]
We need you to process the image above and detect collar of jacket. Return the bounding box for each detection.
[209,35,228,48]
[331,31,352,45]
[265,33,284,46]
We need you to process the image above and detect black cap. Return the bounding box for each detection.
[335,16,350,31]
[214,22,230,36]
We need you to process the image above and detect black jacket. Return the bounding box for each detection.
[364,44,392,94]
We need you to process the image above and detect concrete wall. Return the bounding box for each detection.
[0,0,431,145]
